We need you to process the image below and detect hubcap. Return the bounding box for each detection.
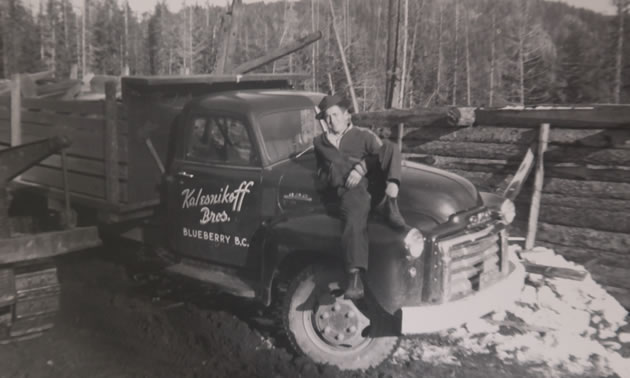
[313,293,368,348]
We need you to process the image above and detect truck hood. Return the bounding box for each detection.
[399,160,481,225]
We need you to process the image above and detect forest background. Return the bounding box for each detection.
[1,0,629,110]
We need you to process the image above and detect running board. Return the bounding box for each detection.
[165,263,256,299]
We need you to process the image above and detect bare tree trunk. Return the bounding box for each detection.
[464,7,470,106]
[328,0,359,111]
[398,0,409,108]
[518,2,527,105]
[385,0,401,109]
[615,0,626,104]
[214,0,243,74]
[436,2,443,104]
[374,0,382,71]
[188,5,193,74]
[406,0,422,107]
[452,0,459,105]
[489,9,496,106]
[312,0,316,89]
[347,0,351,48]
[62,0,68,50]
[123,1,129,75]
[39,0,45,62]
[75,14,80,74]
[51,11,57,73]
[82,0,87,77]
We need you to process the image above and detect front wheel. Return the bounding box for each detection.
[282,264,398,370]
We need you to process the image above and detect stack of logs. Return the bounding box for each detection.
[353,105,630,309]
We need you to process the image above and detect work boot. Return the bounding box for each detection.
[344,269,364,300]
[378,195,407,230]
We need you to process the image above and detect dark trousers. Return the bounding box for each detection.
[339,140,402,272]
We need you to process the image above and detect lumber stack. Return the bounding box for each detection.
[354,105,630,307]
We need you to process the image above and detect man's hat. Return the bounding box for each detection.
[315,93,352,120]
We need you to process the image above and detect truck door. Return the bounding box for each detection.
[168,112,262,268]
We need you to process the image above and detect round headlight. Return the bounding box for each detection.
[500,198,516,224]
[404,228,425,259]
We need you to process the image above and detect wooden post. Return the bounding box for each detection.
[11,74,21,147]
[327,0,359,113]
[104,81,119,205]
[233,31,322,74]
[525,123,550,250]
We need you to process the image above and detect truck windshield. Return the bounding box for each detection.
[258,108,323,163]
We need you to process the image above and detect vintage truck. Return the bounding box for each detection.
[0,74,524,369]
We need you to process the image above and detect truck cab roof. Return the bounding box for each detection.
[190,89,324,116]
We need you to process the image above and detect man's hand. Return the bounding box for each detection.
[345,169,363,188]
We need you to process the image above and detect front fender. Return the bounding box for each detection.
[258,210,413,311]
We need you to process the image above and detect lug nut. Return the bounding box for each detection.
[320,312,330,319]
[323,326,331,334]
[347,326,357,333]
[335,333,345,341]
[345,311,355,318]
[332,303,341,312]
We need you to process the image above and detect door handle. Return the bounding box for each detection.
[176,171,194,179]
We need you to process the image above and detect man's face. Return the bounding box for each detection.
[324,105,350,134]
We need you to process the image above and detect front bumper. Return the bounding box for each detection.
[398,259,525,334]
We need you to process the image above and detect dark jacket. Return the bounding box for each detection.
[313,126,383,190]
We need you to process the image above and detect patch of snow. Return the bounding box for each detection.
[396,246,629,377]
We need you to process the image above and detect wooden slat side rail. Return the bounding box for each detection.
[19,165,128,201]
[0,121,128,161]
[104,82,120,205]
[21,98,104,114]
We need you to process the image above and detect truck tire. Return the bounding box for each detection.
[282,264,398,370]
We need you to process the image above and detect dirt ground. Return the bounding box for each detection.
[0,242,623,378]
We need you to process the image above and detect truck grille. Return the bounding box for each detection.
[438,226,506,301]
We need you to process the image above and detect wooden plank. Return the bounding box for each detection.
[21,98,104,114]
[122,73,309,87]
[234,31,322,74]
[522,261,587,281]
[501,148,535,200]
[39,154,128,179]
[526,123,549,250]
[20,166,127,201]
[406,154,630,183]
[534,193,630,212]
[536,222,630,255]
[405,127,630,150]
[4,110,105,129]
[474,106,630,129]
[543,178,630,200]
[404,140,630,166]
[515,203,630,234]
[536,241,630,267]
[0,227,101,265]
[104,82,120,205]
[454,172,630,201]
[0,122,128,161]
[353,106,468,128]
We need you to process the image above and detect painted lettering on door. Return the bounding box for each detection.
[180,181,254,225]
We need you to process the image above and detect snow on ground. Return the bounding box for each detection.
[393,246,630,378]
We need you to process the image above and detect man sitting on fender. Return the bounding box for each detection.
[313,93,407,300]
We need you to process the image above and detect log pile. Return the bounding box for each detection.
[354,105,630,308]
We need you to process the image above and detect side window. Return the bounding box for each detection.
[186,115,257,166]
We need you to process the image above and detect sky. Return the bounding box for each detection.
[24,0,616,16]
